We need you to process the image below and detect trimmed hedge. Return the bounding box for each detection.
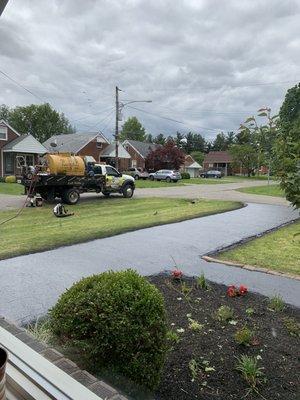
[181,172,190,179]
[50,270,167,389]
[5,175,16,183]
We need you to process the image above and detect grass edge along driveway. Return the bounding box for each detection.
[0,197,242,260]
[216,220,300,276]
[237,184,284,198]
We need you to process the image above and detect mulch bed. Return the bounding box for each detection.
[149,274,300,400]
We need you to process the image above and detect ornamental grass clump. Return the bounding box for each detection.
[50,269,168,390]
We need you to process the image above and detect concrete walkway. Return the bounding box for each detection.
[0,203,298,326]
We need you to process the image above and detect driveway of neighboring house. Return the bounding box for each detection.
[0,203,298,326]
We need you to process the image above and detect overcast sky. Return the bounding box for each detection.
[0,0,299,141]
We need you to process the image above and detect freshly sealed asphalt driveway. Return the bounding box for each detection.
[0,203,298,325]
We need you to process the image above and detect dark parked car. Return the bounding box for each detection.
[200,170,222,179]
[149,169,181,182]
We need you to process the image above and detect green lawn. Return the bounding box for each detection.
[0,182,24,195]
[237,184,284,197]
[134,180,184,188]
[0,197,241,259]
[217,221,300,276]
[135,178,235,188]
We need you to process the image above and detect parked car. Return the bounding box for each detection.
[149,170,182,182]
[126,167,149,180]
[200,170,222,179]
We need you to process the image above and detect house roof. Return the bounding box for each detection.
[123,140,159,159]
[204,151,233,163]
[0,119,20,136]
[43,132,109,153]
[186,161,202,169]
[2,134,48,154]
[100,142,131,159]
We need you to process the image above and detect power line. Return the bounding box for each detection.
[144,79,300,93]
[126,105,232,132]
[0,69,45,102]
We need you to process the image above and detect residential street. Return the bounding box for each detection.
[0,179,287,211]
[0,203,298,326]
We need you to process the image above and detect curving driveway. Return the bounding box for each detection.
[0,202,298,326]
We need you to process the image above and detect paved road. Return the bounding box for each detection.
[0,179,287,211]
[0,203,298,326]
[135,180,288,206]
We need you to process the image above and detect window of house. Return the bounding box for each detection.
[96,137,103,149]
[4,153,14,174]
[0,126,7,140]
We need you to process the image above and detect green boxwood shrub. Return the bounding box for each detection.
[50,269,167,389]
[181,172,190,179]
[5,175,16,183]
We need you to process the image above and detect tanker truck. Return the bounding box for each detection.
[22,153,135,204]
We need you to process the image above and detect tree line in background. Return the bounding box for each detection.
[0,103,75,143]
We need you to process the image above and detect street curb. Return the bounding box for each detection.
[202,255,300,281]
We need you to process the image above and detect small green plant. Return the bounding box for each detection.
[246,307,255,317]
[283,317,300,338]
[181,282,192,297]
[268,295,285,312]
[189,358,200,382]
[234,326,254,346]
[235,355,265,391]
[197,273,209,290]
[27,318,53,344]
[188,318,203,332]
[166,329,181,344]
[216,305,234,322]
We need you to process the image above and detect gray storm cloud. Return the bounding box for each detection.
[0,0,299,140]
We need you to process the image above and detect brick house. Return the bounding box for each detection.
[203,151,234,176]
[0,120,47,178]
[122,140,160,170]
[44,132,131,171]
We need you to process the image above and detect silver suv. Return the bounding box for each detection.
[127,167,149,180]
[149,169,181,182]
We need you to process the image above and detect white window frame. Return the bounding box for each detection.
[0,125,8,141]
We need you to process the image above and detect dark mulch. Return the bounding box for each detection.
[150,274,300,400]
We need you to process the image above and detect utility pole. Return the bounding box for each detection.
[115,86,120,170]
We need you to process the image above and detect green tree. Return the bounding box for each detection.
[275,83,300,208]
[146,133,153,143]
[153,133,166,144]
[190,151,205,165]
[0,104,10,120]
[226,131,235,147]
[2,103,75,142]
[120,116,146,141]
[229,144,257,177]
[212,132,228,151]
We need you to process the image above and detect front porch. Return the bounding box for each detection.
[2,152,37,178]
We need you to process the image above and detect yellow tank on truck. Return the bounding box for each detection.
[45,153,86,176]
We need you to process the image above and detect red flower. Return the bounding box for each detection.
[239,285,248,296]
[227,285,237,297]
[172,269,183,279]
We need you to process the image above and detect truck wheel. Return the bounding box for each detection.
[62,188,80,205]
[134,175,139,180]
[122,184,134,198]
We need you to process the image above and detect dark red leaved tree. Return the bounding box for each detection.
[145,140,185,171]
